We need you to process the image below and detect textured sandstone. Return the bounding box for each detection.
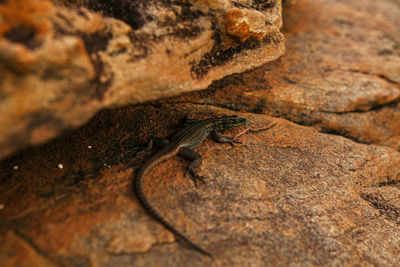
[0,104,399,266]
[170,0,400,150]
[0,0,285,159]
[0,230,55,267]
[1,0,400,266]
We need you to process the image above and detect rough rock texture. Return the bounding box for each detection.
[1,0,400,266]
[0,0,285,159]
[170,0,400,151]
[1,104,400,266]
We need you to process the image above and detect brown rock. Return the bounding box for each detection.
[1,0,400,265]
[0,230,55,266]
[169,0,400,150]
[0,104,399,266]
[0,0,285,159]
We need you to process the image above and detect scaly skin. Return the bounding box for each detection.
[134,115,248,256]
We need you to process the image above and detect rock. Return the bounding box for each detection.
[0,104,399,266]
[1,0,400,265]
[169,0,400,150]
[0,230,55,266]
[0,0,285,159]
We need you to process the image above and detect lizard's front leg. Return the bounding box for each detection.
[211,130,241,143]
[178,147,206,187]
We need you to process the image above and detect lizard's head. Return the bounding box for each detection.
[219,115,248,129]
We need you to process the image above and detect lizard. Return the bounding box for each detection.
[134,115,248,257]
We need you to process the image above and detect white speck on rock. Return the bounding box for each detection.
[57,163,63,169]
[88,145,92,149]
[0,204,4,210]
[13,165,18,170]
[103,163,111,168]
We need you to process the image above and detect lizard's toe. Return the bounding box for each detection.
[192,174,206,187]
[188,172,207,187]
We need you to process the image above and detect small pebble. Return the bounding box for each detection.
[87,145,92,149]
[57,163,63,169]
[13,165,19,170]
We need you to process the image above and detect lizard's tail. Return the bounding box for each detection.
[134,151,212,257]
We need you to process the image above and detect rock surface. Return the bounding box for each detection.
[0,0,285,159]
[170,0,400,151]
[1,0,400,266]
[0,104,400,266]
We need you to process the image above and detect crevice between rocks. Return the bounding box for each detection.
[375,180,400,188]
[316,127,368,144]
[346,68,400,86]
[317,98,400,115]
[362,175,400,189]
[165,100,266,114]
[360,193,400,225]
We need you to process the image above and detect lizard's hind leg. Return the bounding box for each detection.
[178,147,206,187]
